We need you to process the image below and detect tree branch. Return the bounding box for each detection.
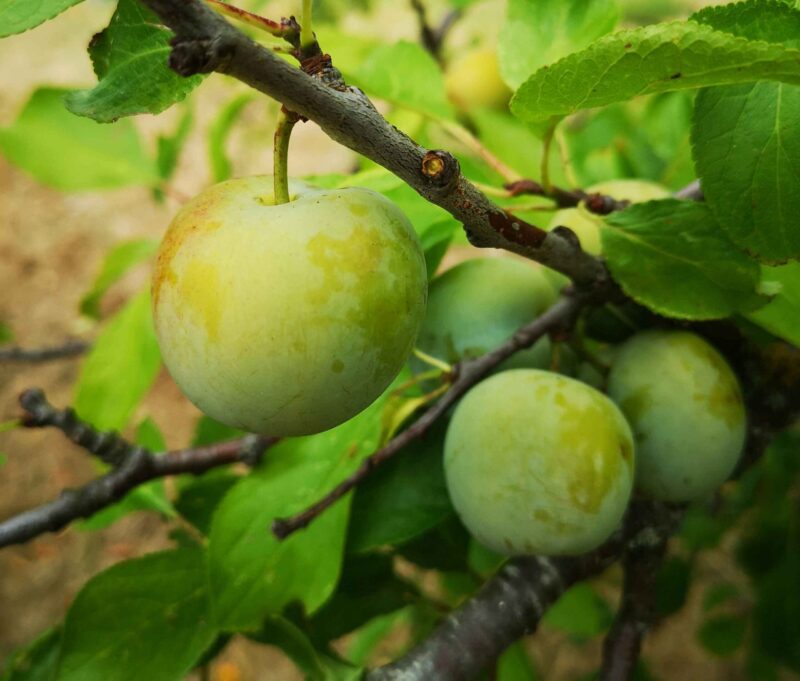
[138,0,610,290]
[0,389,278,548]
[271,292,585,539]
[367,501,682,681]
[0,340,89,363]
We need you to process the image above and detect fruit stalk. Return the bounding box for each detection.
[273,109,298,205]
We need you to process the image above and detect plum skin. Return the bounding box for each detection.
[152,176,427,436]
[548,179,669,255]
[413,258,557,374]
[607,330,746,502]
[444,370,635,556]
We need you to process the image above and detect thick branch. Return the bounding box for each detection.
[138,0,609,289]
[368,502,682,681]
[0,340,89,362]
[272,293,584,539]
[0,389,278,548]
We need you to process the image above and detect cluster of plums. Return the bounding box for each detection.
[152,176,746,559]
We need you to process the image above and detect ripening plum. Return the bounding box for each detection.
[548,179,669,255]
[445,370,635,556]
[413,258,557,374]
[607,331,746,502]
[445,48,512,112]
[152,176,427,436]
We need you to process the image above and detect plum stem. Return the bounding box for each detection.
[273,108,298,204]
[300,0,314,49]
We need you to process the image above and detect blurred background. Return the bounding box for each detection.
[1,0,787,679]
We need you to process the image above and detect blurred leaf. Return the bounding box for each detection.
[0,88,157,190]
[679,506,728,551]
[0,320,13,343]
[511,21,800,125]
[251,617,362,681]
[79,417,174,531]
[312,24,379,81]
[344,607,414,667]
[692,81,800,263]
[156,105,193,182]
[703,582,740,612]
[0,0,83,37]
[1,627,61,681]
[499,0,620,89]
[74,288,161,431]
[80,239,158,320]
[468,539,506,577]
[0,453,6,469]
[208,391,390,630]
[175,471,239,537]
[497,641,539,680]
[655,557,692,617]
[57,548,217,681]
[348,419,453,553]
[309,554,411,643]
[65,0,204,122]
[397,517,471,572]
[698,615,747,656]
[191,415,244,447]
[542,583,613,640]
[208,94,254,183]
[747,263,800,346]
[353,41,454,120]
[470,107,547,180]
[602,200,763,319]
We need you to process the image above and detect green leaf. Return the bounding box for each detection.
[691,81,800,263]
[747,263,800,346]
[703,582,740,612]
[511,21,800,125]
[0,453,6,470]
[174,471,239,536]
[602,199,763,319]
[397,517,471,572]
[655,556,692,617]
[0,320,12,343]
[692,0,800,47]
[344,607,413,667]
[352,41,454,120]
[156,105,193,182]
[0,88,157,190]
[497,641,539,681]
[251,617,363,681]
[64,0,204,122]
[192,415,244,447]
[79,417,174,531]
[0,0,83,37]
[499,0,620,89]
[56,548,217,681]
[74,288,161,431]
[207,94,254,183]
[1,627,61,681]
[80,239,158,320]
[542,583,613,640]
[310,554,411,643]
[348,419,453,553]
[698,615,748,656]
[208,393,389,630]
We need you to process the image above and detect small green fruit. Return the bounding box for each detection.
[607,331,746,502]
[152,176,427,436]
[445,48,511,112]
[548,179,669,255]
[414,258,557,373]
[445,370,635,556]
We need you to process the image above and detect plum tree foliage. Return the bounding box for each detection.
[445,370,634,556]
[1,0,799,680]
[152,176,427,436]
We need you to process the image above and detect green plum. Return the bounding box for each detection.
[445,48,512,112]
[152,176,427,436]
[607,331,746,502]
[445,370,635,556]
[548,179,669,255]
[413,258,557,374]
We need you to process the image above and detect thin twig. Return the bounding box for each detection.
[409,0,460,62]
[0,340,89,363]
[271,293,584,539]
[0,389,278,548]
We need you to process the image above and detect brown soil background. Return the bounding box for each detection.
[0,1,775,679]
